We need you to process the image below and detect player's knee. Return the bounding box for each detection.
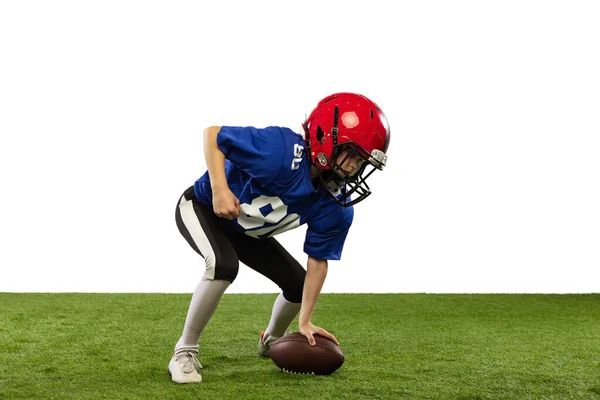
[206,259,239,283]
[281,270,305,303]
[282,286,303,304]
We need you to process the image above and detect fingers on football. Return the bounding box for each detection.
[320,329,339,346]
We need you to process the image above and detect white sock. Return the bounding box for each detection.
[175,278,230,355]
[264,293,301,339]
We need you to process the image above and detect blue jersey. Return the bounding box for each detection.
[193,126,354,260]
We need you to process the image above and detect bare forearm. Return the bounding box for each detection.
[298,256,328,326]
[203,126,228,190]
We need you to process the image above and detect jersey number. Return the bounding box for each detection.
[291,144,304,170]
[238,195,300,238]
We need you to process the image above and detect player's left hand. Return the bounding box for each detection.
[299,321,339,347]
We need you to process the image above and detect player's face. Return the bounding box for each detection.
[334,146,364,178]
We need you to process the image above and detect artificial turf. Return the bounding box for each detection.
[1,293,599,399]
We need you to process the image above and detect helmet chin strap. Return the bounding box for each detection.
[316,106,342,190]
[321,169,343,191]
[331,106,339,144]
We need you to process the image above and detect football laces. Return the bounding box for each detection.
[281,368,316,375]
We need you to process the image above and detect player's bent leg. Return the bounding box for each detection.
[226,233,306,358]
[171,187,239,382]
[259,293,302,357]
[170,277,231,383]
[174,278,232,354]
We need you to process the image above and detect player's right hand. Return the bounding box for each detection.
[212,187,240,220]
[299,321,339,347]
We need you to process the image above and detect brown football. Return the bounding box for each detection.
[269,332,345,375]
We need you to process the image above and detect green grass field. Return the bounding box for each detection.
[1,293,599,400]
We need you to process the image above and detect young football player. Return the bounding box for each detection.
[169,92,391,383]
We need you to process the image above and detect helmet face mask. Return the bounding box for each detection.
[319,141,387,206]
[303,93,391,207]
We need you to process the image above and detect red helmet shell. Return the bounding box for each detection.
[304,93,390,168]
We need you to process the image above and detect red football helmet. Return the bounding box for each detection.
[302,92,391,206]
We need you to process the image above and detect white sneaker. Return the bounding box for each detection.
[258,331,280,358]
[168,351,203,383]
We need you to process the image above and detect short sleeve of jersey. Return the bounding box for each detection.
[216,126,285,184]
[304,206,354,260]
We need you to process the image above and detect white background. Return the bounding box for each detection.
[1,1,599,294]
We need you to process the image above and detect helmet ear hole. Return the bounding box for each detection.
[316,126,325,143]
